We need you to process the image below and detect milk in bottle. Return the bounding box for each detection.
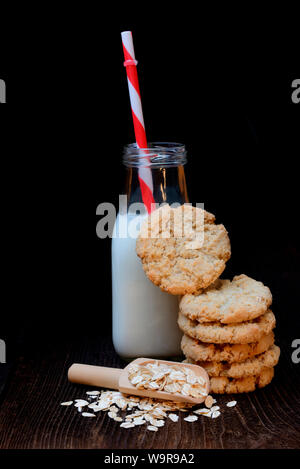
[112,143,189,359]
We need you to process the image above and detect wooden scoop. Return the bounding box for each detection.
[68,358,210,405]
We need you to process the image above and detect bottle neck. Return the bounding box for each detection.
[124,165,189,208]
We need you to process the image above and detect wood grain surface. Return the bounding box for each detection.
[0,335,299,449]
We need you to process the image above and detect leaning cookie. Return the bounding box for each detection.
[136,204,231,295]
[178,310,276,344]
[185,345,280,379]
[181,332,275,363]
[210,367,274,394]
[179,274,272,324]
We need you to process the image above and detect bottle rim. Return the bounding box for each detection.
[123,142,187,168]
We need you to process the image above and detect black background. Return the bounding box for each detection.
[0,9,299,366]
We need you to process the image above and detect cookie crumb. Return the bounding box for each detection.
[204,395,214,408]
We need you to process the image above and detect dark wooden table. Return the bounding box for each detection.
[0,335,299,449]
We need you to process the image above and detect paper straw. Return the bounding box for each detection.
[121,31,155,213]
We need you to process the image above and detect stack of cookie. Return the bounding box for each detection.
[136,204,280,394]
[179,275,280,393]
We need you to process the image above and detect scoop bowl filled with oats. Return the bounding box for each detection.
[68,358,210,405]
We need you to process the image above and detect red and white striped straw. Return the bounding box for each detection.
[121,31,155,213]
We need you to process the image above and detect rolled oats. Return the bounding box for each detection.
[120,422,135,428]
[74,401,89,408]
[147,425,158,432]
[61,379,239,433]
[168,414,179,422]
[127,361,207,399]
[184,415,198,422]
[82,412,96,417]
[226,401,237,407]
[193,408,211,415]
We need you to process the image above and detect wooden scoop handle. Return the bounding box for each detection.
[68,363,122,390]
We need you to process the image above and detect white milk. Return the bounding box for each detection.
[112,213,182,359]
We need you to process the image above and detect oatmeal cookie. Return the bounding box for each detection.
[136,204,231,295]
[210,367,274,393]
[181,331,275,363]
[180,274,272,324]
[178,310,276,344]
[186,344,280,378]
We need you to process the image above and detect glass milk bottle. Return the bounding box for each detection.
[112,143,189,359]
